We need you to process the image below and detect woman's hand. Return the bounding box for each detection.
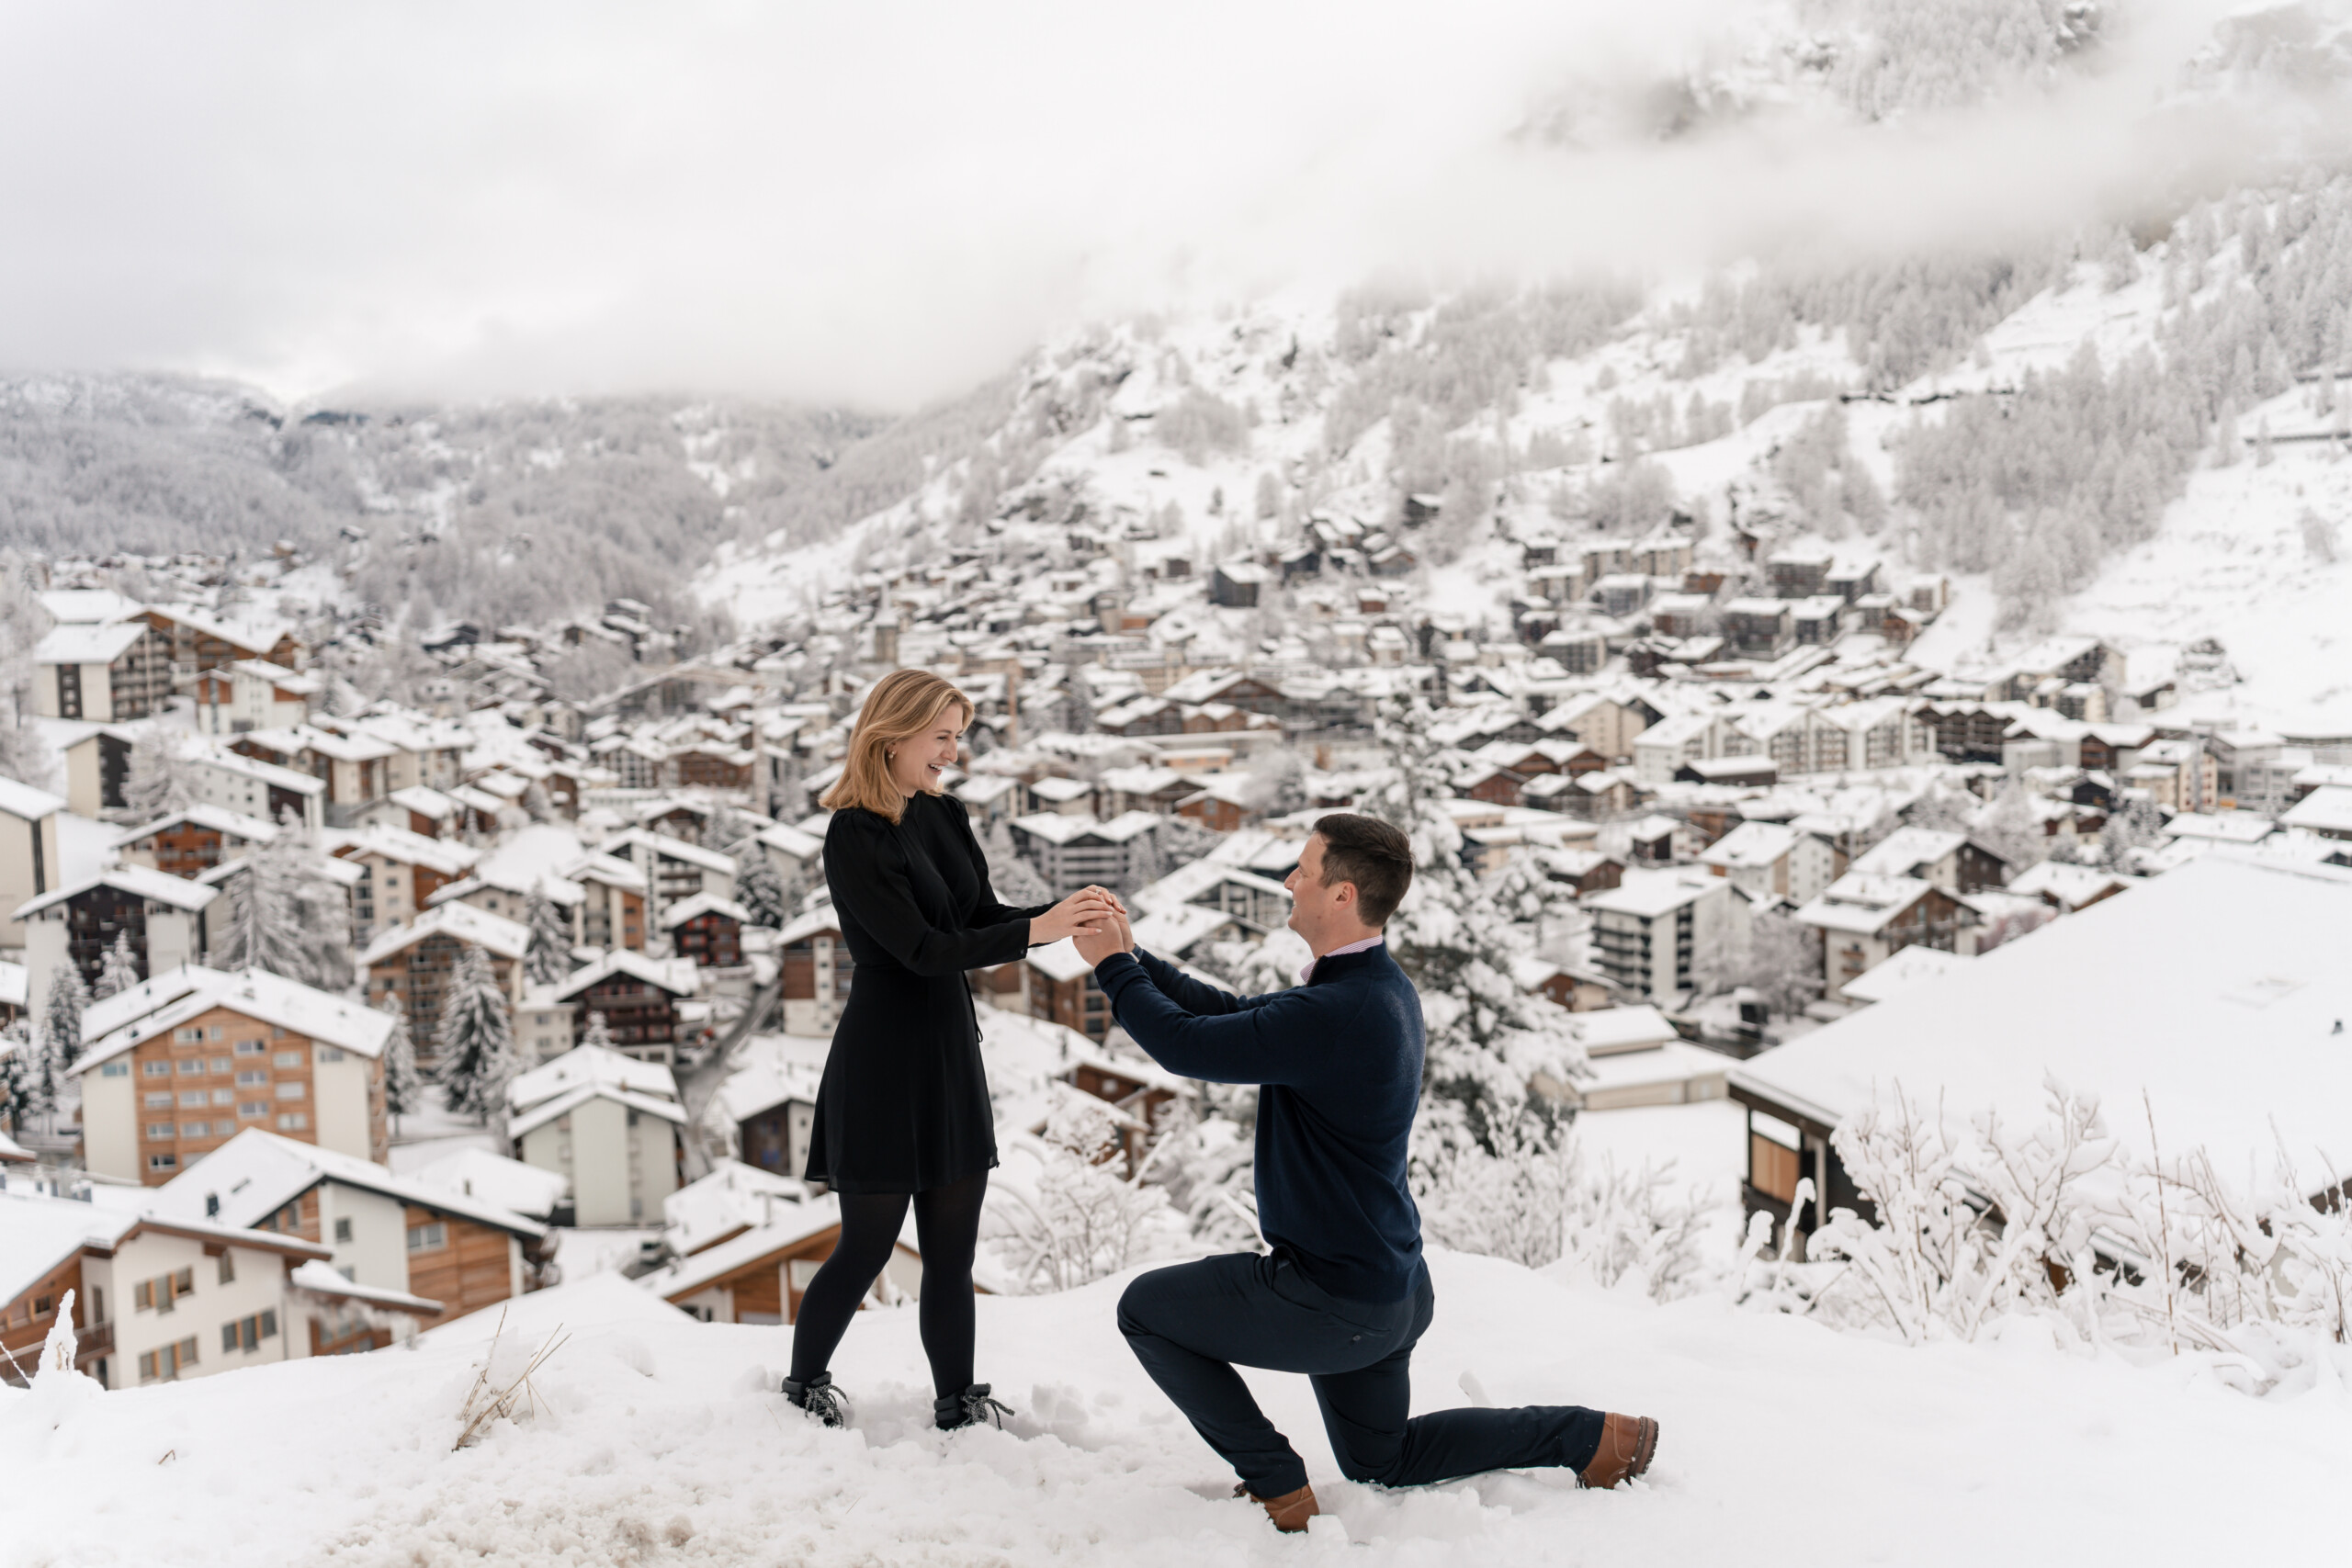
[1030,886,1121,945]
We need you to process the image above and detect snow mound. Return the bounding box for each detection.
[3,1251,2343,1564]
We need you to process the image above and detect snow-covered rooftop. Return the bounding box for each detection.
[1738,853,2352,1172]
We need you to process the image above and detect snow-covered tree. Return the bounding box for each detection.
[581,1010,613,1051]
[1244,747,1307,819]
[0,556,54,791]
[0,1021,31,1134]
[122,728,199,821]
[1969,783,2051,873]
[212,834,307,981]
[980,817,1051,907]
[1364,699,1580,1168]
[378,994,421,1119]
[734,853,789,929]
[522,885,573,986]
[93,931,141,1001]
[1739,908,1821,1020]
[435,942,519,1121]
[37,962,88,1110]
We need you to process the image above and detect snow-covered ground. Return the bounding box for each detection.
[6,1250,2344,1565]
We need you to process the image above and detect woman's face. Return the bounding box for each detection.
[888,708,965,797]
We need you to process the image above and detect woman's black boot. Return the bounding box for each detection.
[933,1382,1013,1431]
[783,1371,854,1428]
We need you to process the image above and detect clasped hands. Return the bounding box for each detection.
[1030,885,1130,948]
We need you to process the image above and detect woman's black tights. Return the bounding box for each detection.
[787,1171,989,1398]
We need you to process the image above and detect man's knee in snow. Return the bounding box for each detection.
[1332,1447,1408,1487]
[1115,1275,1159,1340]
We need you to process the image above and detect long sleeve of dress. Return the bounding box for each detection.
[824,818,1035,977]
[947,802,1053,931]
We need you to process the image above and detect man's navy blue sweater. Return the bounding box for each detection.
[1092,942,1425,1303]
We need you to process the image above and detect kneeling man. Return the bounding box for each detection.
[1075,812,1657,1533]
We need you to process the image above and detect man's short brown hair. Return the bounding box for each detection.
[1311,812,1413,928]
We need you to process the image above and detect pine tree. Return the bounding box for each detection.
[378,994,420,1119]
[39,962,89,1111]
[1363,699,1579,1168]
[734,853,788,929]
[212,832,307,981]
[94,931,141,1000]
[0,1021,31,1134]
[122,728,198,821]
[581,1010,614,1051]
[436,942,519,1121]
[980,817,1051,907]
[522,884,573,985]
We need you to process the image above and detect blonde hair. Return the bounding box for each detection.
[820,668,974,823]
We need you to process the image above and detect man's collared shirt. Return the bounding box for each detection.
[1300,934,1385,986]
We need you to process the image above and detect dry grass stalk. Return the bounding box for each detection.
[454,1306,571,1451]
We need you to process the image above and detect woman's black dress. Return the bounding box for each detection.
[804,791,1051,1194]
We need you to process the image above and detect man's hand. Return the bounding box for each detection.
[1075,905,1136,968]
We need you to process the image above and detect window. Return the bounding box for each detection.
[407,1221,447,1253]
[147,1092,175,1112]
[236,1069,268,1087]
[217,1252,235,1286]
[178,1091,207,1109]
[277,1112,308,1132]
[101,1061,130,1078]
[239,1100,269,1118]
[180,1122,209,1138]
[317,1046,345,1064]
[274,1051,304,1068]
[210,1089,233,1106]
[234,1038,266,1055]
[334,1217,352,1243]
[174,1026,204,1043]
[135,1279,153,1312]
[220,1309,277,1353]
[143,1061,171,1077]
[209,1056,232,1074]
[178,1060,206,1077]
[276,1081,305,1100]
[147,1153,178,1173]
[146,1122,174,1139]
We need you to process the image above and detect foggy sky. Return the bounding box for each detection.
[0,0,2300,410]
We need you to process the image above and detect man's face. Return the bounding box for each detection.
[1284,833,1349,939]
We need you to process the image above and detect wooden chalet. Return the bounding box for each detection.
[113,804,279,881]
[648,1200,927,1325]
[662,892,748,968]
[554,951,700,1064]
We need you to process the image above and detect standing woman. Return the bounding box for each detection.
[785,668,1119,1432]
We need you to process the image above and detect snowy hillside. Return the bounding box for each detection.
[6,1254,2346,1565]
[699,191,2352,738]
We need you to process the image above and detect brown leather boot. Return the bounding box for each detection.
[1235,1481,1320,1533]
[1578,1414,1658,1489]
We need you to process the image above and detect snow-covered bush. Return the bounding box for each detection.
[1795,1078,2352,1365]
[1806,1079,2112,1344]
[1417,1122,1720,1302]
[984,1098,1191,1295]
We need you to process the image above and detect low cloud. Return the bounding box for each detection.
[0,0,2320,409]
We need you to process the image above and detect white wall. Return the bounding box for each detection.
[81,1059,140,1182]
[318,1182,411,1293]
[312,1047,377,1162]
[571,1096,633,1226]
[148,908,201,974]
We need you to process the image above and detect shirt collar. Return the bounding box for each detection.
[1300,934,1385,986]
